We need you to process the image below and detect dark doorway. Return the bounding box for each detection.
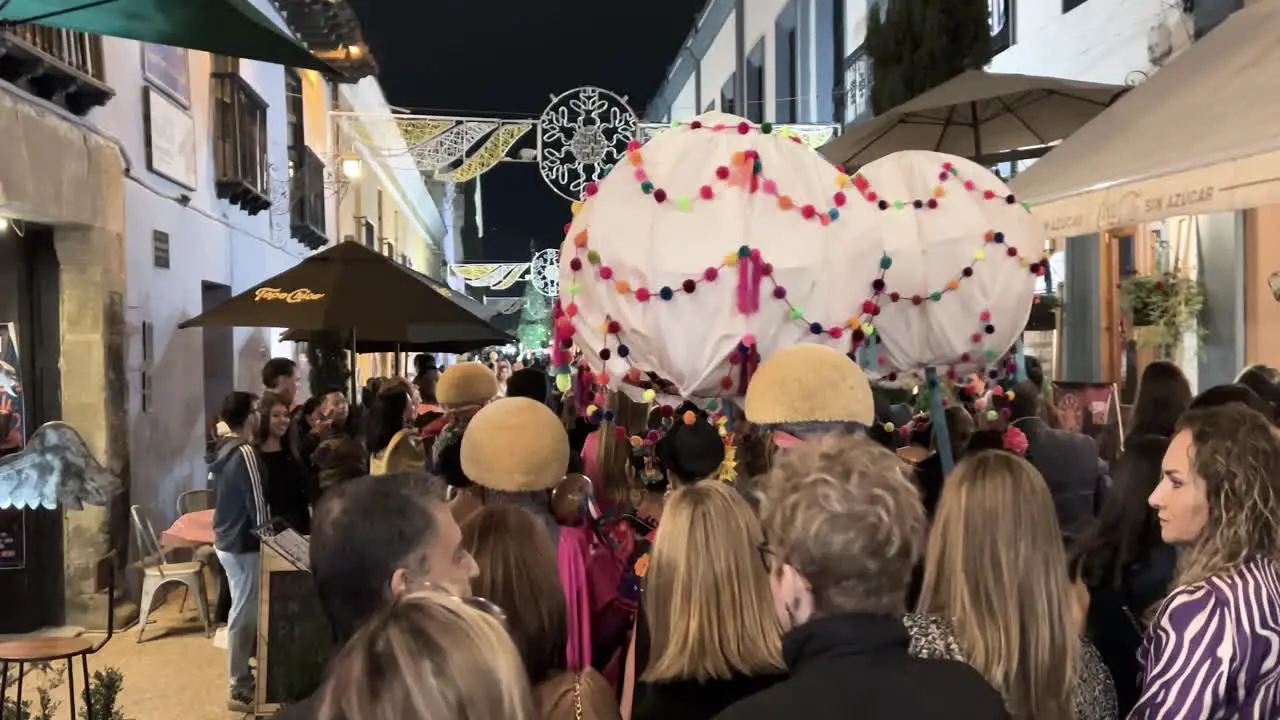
[201,282,234,438]
[0,222,65,632]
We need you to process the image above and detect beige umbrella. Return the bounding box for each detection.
[819,70,1128,169]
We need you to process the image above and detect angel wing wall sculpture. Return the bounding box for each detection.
[0,422,123,510]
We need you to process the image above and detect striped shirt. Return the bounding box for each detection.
[1131,556,1280,719]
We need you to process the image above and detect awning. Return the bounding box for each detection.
[1010,0,1280,236]
[0,0,332,72]
[818,70,1126,168]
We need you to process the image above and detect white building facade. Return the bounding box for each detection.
[0,0,449,628]
[646,0,1234,128]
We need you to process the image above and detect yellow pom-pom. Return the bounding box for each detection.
[629,435,643,449]
[836,173,851,188]
[725,253,739,267]
[716,415,728,426]
[883,422,895,433]
[682,411,696,426]
[1006,391,1016,400]
[586,404,598,416]
[571,201,583,215]
[642,389,656,403]
[555,374,572,392]
[489,351,498,361]
[986,410,998,421]
[974,249,985,260]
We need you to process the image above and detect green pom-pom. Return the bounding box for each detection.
[893,200,905,210]
[586,250,600,264]
[879,255,893,270]
[640,180,654,194]
[675,197,693,211]
[760,122,773,134]
[790,308,804,320]
[929,291,942,302]
[704,399,718,411]
[738,245,751,258]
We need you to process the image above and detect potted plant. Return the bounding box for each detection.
[1119,271,1205,351]
[1026,293,1060,332]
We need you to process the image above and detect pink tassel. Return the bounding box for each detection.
[737,254,762,315]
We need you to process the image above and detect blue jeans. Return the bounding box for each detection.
[215,549,260,698]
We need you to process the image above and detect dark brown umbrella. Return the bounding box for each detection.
[177,241,512,347]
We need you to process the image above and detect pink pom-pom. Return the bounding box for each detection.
[742,334,757,346]
[584,182,599,197]
[979,310,992,322]
[762,179,778,195]
[599,266,613,280]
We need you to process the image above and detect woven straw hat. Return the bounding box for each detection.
[744,344,874,426]
[436,362,499,407]
[461,397,570,492]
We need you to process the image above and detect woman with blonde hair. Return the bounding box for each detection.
[317,589,536,720]
[624,480,784,720]
[463,505,620,720]
[910,450,1116,720]
[1134,403,1280,718]
[717,434,1006,720]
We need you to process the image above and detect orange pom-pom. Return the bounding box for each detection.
[682,411,696,425]
[946,279,960,291]
[615,279,632,294]
[574,231,589,247]
[778,196,794,210]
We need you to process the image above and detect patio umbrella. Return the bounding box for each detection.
[819,70,1128,169]
[178,242,513,394]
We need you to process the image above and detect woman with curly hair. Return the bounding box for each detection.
[1134,403,1280,718]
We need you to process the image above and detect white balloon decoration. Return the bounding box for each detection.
[554,113,1046,399]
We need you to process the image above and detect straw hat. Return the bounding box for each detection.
[461,397,570,492]
[436,362,499,407]
[744,344,874,426]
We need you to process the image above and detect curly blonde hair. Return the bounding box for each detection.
[1172,404,1280,587]
[755,433,925,615]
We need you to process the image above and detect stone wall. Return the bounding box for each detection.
[0,87,129,629]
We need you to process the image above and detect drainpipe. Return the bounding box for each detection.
[736,0,747,115]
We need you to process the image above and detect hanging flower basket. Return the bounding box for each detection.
[1119,272,1205,349]
[1026,294,1059,332]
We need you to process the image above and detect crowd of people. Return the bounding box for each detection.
[202,346,1280,719]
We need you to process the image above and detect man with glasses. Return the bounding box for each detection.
[274,471,479,720]
[209,391,269,712]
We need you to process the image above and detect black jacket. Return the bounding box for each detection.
[1018,418,1108,540]
[636,672,783,720]
[714,613,1008,720]
[210,436,269,554]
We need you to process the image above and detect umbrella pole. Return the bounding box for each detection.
[970,101,983,158]
[394,344,402,377]
[350,328,359,405]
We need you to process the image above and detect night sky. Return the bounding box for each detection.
[347,0,706,264]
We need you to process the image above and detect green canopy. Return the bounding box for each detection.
[0,0,332,72]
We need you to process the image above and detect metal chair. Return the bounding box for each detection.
[0,552,115,720]
[130,505,211,643]
[175,488,213,515]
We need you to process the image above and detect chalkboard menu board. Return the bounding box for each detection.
[0,509,24,570]
[262,569,331,706]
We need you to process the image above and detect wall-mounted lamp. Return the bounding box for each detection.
[340,157,363,180]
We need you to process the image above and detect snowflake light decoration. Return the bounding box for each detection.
[538,86,638,201]
[530,248,560,297]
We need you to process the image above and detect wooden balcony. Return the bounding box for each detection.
[212,71,271,215]
[0,24,113,115]
[290,146,328,250]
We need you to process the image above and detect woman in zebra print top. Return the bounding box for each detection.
[1134,403,1280,719]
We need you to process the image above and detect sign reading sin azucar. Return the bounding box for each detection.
[254,287,326,303]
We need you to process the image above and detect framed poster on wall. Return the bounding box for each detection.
[0,510,25,571]
[143,87,198,190]
[141,43,191,107]
[0,321,24,450]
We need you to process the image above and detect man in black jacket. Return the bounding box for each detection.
[273,472,478,719]
[210,391,269,712]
